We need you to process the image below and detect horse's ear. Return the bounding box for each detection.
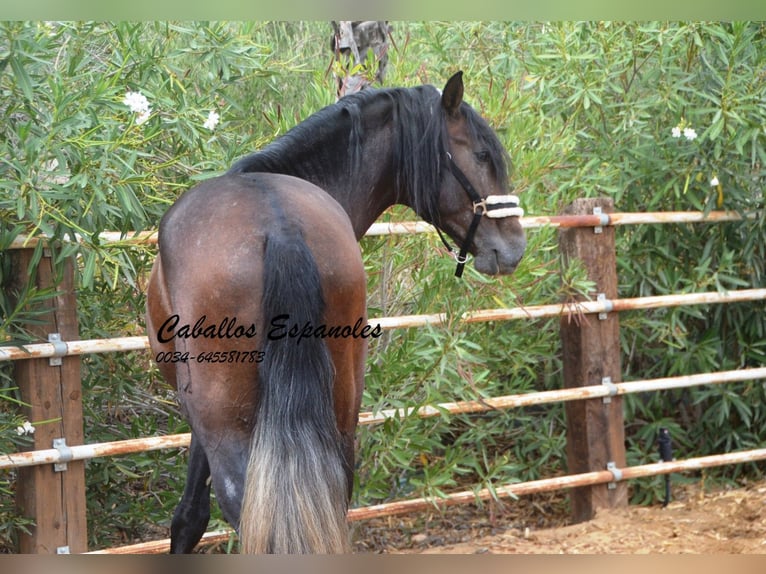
[441,71,464,117]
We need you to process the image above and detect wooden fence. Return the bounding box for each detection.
[2,199,764,553]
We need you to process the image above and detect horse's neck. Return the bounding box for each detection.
[249,123,397,240]
[330,128,397,238]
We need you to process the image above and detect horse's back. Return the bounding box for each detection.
[159,172,360,287]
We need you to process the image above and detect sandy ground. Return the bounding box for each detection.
[352,479,766,554]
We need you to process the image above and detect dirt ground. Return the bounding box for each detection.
[352,479,766,554]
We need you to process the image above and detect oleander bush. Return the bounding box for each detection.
[1,21,764,551]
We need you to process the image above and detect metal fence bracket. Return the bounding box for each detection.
[601,376,617,404]
[48,333,67,366]
[593,206,609,234]
[56,546,71,554]
[606,461,623,489]
[53,438,73,472]
[596,293,613,320]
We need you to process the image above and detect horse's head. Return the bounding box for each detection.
[433,72,526,277]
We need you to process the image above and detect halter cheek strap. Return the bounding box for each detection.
[437,153,524,278]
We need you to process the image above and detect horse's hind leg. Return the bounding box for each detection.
[170,433,212,553]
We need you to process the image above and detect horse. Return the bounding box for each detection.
[145,71,526,553]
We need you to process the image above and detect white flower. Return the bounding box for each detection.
[710,176,720,186]
[16,421,35,436]
[123,91,152,125]
[203,110,220,131]
[683,127,697,141]
[671,126,682,138]
[135,110,151,125]
[123,91,151,114]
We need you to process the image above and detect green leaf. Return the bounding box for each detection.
[9,55,34,102]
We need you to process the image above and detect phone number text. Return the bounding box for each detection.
[154,350,265,364]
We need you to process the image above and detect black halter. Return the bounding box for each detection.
[435,153,523,278]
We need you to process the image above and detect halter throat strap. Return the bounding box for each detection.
[438,153,523,278]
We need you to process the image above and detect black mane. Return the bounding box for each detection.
[228,84,510,226]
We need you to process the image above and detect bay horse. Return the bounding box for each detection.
[146,71,526,553]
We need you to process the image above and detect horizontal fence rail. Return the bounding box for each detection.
[3,367,765,472]
[346,448,766,521]
[374,288,766,330]
[0,336,150,363]
[0,434,191,471]
[86,446,766,554]
[7,210,760,249]
[357,367,766,425]
[2,288,765,362]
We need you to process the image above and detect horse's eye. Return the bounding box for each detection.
[475,151,491,163]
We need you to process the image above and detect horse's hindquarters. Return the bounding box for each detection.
[147,173,367,552]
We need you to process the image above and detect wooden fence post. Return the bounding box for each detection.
[9,248,87,553]
[558,198,628,522]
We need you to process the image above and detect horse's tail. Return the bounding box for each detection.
[239,230,350,554]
